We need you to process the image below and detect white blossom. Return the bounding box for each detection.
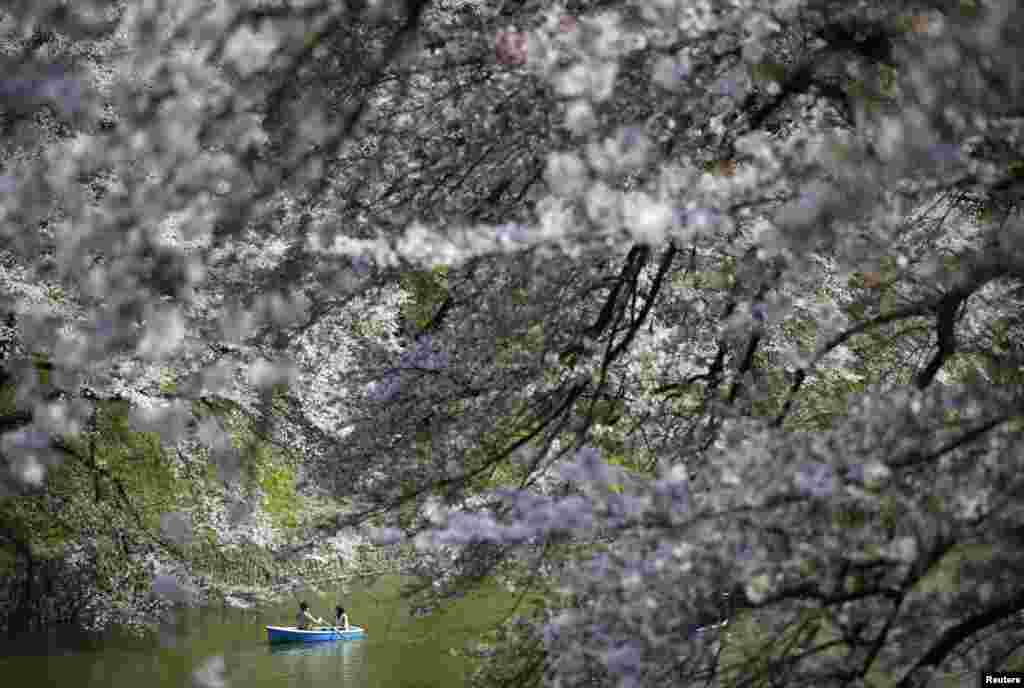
[545,152,589,196]
[224,22,280,77]
[621,191,673,243]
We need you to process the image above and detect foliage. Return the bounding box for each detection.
[400,266,451,333]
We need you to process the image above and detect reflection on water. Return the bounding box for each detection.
[264,636,367,686]
[268,639,364,657]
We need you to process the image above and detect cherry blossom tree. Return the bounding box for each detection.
[2,0,1024,686]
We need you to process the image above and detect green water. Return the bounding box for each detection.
[0,576,523,688]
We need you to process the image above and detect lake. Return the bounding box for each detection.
[0,576,526,688]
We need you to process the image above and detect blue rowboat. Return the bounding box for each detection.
[266,625,366,643]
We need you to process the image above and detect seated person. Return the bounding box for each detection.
[296,601,324,630]
[335,605,350,630]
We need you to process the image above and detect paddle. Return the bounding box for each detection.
[313,618,337,632]
[327,624,364,634]
[314,619,362,634]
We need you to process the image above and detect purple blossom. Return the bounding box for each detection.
[620,126,643,150]
[369,337,450,402]
[672,58,692,82]
[797,189,821,210]
[576,444,602,467]
[523,502,555,531]
[351,254,372,276]
[927,143,962,166]
[93,318,118,343]
[652,541,676,565]
[587,552,612,578]
[436,511,501,544]
[150,574,196,603]
[794,461,837,498]
[559,445,612,485]
[604,492,645,524]
[943,394,966,410]
[366,373,402,402]
[604,640,643,678]
[2,427,52,451]
[0,71,82,113]
[591,624,613,645]
[653,475,691,512]
[553,495,595,531]
[542,621,561,647]
[620,554,659,579]
[0,79,38,99]
[678,207,721,229]
[399,336,449,371]
[502,522,534,543]
[715,77,740,97]
[495,222,529,243]
[502,492,598,535]
[512,490,546,518]
[751,302,769,323]
[38,77,82,111]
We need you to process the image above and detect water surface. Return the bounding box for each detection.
[0,576,522,688]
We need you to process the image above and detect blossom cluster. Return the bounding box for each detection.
[366,335,450,403]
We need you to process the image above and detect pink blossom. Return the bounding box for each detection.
[495,30,528,67]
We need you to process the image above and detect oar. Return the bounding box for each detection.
[328,624,363,634]
[314,618,364,634]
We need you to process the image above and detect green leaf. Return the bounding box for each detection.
[878,65,897,96]
[400,267,450,331]
[750,61,786,83]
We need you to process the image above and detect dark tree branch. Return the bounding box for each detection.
[608,242,679,362]
[560,245,650,364]
[896,590,1024,687]
[892,415,1010,471]
[772,303,932,427]
[726,332,762,405]
[585,245,650,341]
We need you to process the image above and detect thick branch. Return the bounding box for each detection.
[585,245,650,341]
[892,415,1009,471]
[914,290,968,389]
[608,242,679,362]
[561,245,650,363]
[896,590,1024,687]
[726,332,762,405]
[772,303,932,427]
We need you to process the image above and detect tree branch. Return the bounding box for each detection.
[914,290,968,389]
[896,590,1024,687]
[772,303,932,427]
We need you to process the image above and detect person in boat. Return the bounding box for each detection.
[296,601,324,630]
[335,605,350,630]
